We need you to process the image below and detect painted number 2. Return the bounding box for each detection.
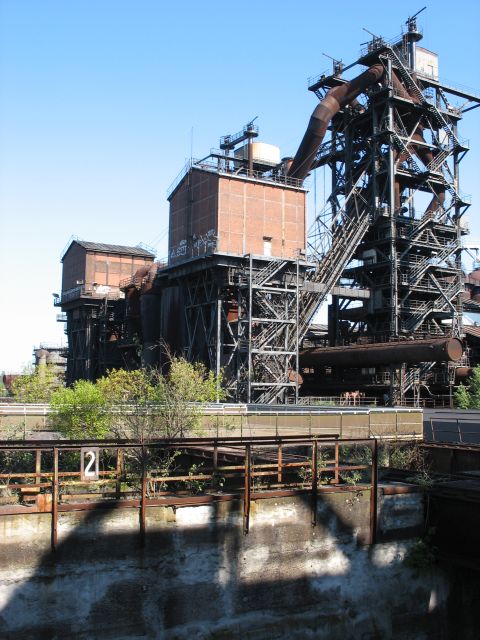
[81,447,99,481]
[85,451,96,476]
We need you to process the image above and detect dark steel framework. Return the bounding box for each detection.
[305,20,480,404]
[164,254,306,404]
[58,295,135,385]
[55,19,480,408]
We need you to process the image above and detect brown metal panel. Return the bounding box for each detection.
[169,171,306,263]
[61,243,87,292]
[61,244,155,303]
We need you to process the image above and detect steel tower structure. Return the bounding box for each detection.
[301,15,480,403]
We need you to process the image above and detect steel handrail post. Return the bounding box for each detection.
[140,445,147,547]
[51,447,58,552]
[311,440,318,526]
[243,444,251,534]
[369,439,378,545]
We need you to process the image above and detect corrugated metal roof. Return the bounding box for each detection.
[63,240,155,260]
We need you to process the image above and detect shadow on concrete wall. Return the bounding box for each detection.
[0,474,466,639]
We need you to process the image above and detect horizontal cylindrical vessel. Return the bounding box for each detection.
[455,367,472,381]
[301,338,463,368]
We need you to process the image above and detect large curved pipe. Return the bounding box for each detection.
[301,337,463,369]
[288,64,385,181]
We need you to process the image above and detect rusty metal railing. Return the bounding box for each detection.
[0,435,379,550]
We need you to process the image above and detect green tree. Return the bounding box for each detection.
[155,357,226,438]
[167,358,224,403]
[107,359,225,440]
[50,380,110,439]
[98,368,160,442]
[453,383,470,409]
[453,367,480,409]
[49,359,225,441]
[96,368,156,405]
[467,367,480,408]
[97,361,225,491]
[0,374,7,398]
[11,364,62,403]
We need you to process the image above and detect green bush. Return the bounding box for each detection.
[11,364,62,403]
[50,380,110,439]
[453,367,480,409]
[49,359,225,441]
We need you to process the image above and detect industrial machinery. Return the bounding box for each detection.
[57,13,480,405]
[287,11,480,404]
[56,240,156,384]
[152,118,309,404]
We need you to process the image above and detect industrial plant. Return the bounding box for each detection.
[55,13,480,407]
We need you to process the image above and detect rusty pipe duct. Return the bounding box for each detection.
[301,337,463,368]
[288,64,385,181]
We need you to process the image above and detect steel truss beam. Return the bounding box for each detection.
[307,42,470,405]
[174,257,304,404]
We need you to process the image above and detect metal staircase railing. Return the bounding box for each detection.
[385,47,424,103]
[247,168,373,361]
[314,137,344,167]
[408,242,457,288]
[252,258,288,287]
[401,361,436,398]
[299,193,372,341]
[386,46,462,150]
[404,211,435,243]
[426,103,461,149]
[427,146,451,173]
[403,279,462,332]
[404,300,432,332]
[250,177,372,403]
[253,325,288,353]
[393,122,463,212]
[401,367,419,398]
[392,129,424,174]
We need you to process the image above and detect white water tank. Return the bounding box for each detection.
[234,142,281,167]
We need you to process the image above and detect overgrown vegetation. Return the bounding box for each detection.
[298,448,333,485]
[50,380,110,439]
[389,442,432,485]
[3,357,225,499]
[49,357,225,441]
[454,366,480,408]
[0,374,7,398]
[404,529,438,572]
[11,364,62,403]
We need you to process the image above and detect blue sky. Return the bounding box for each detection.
[1,0,479,372]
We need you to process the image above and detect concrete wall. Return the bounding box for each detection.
[0,490,454,639]
[0,406,424,440]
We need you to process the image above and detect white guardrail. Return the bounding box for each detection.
[0,403,423,416]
